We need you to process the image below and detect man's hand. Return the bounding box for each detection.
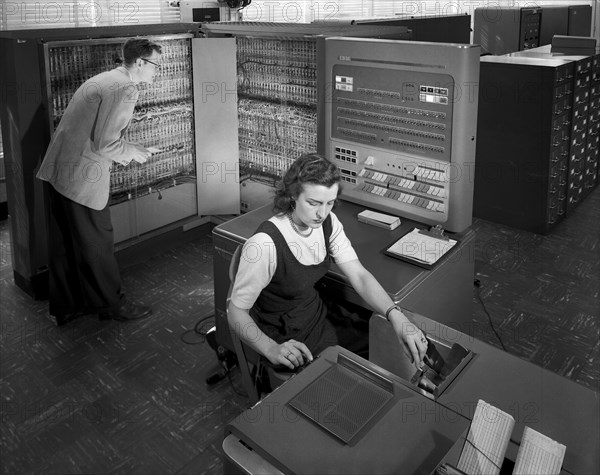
[130,144,151,163]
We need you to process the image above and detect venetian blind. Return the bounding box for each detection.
[1,0,595,31]
[243,0,594,23]
[1,0,181,30]
[240,1,453,23]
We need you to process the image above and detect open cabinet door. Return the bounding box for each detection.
[192,38,240,215]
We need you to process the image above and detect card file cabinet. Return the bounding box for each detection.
[583,56,600,197]
[508,46,600,211]
[474,56,575,234]
[566,55,593,212]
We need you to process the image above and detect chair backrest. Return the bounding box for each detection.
[228,245,243,293]
[227,245,261,405]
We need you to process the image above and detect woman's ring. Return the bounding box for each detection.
[421,337,427,344]
[287,351,293,357]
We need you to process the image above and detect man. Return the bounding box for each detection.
[37,38,162,325]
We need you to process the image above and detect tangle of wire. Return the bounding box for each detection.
[179,313,215,345]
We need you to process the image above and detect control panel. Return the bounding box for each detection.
[321,38,480,232]
[519,8,541,51]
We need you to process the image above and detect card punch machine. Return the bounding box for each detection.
[282,337,474,450]
[224,336,475,475]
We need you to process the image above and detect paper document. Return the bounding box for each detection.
[457,400,515,475]
[386,228,456,266]
[513,426,566,475]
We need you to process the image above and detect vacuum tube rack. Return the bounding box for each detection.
[236,37,317,185]
[45,35,196,205]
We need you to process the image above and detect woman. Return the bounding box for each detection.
[228,153,428,370]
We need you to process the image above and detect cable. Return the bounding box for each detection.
[179,313,215,345]
[180,312,254,398]
[181,313,249,397]
[474,279,507,351]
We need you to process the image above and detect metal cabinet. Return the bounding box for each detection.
[474,56,577,234]
[0,24,239,298]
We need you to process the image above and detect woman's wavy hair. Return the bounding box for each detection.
[273,153,341,214]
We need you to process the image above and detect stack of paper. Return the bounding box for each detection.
[386,228,457,267]
[513,427,566,475]
[456,400,567,475]
[357,210,401,230]
[457,400,515,475]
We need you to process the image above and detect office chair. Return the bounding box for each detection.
[227,245,289,405]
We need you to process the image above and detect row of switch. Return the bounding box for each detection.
[340,97,447,120]
[338,127,377,142]
[414,166,447,183]
[358,183,446,212]
[334,146,357,156]
[341,117,445,142]
[389,137,445,155]
[337,107,446,131]
[335,153,357,164]
[359,169,445,197]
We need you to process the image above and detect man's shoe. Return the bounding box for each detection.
[48,310,86,326]
[99,301,152,321]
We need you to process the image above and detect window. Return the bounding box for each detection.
[1,1,180,30]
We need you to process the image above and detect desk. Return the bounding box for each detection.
[223,345,471,475]
[370,312,600,475]
[223,314,599,475]
[212,200,475,352]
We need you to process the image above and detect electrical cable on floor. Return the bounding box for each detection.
[180,313,215,344]
[181,313,248,397]
[474,279,507,352]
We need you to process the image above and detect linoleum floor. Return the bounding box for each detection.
[0,186,598,474]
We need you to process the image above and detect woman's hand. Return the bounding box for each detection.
[390,313,428,369]
[265,339,313,370]
[336,261,428,369]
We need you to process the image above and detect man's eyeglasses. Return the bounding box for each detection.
[141,58,160,68]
